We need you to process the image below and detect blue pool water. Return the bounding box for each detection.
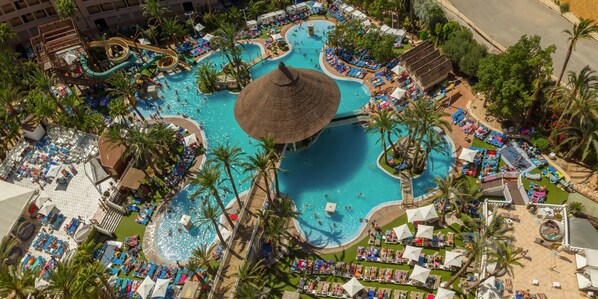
[140,20,451,261]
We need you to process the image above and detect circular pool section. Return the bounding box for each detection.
[539,219,564,241]
[154,187,216,262]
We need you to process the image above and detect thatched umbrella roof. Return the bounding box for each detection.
[234,62,341,144]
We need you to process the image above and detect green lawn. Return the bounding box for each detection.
[520,166,569,204]
[268,214,473,298]
[393,43,412,55]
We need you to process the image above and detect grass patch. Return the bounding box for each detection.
[520,166,569,204]
[393,43,412,55]
[267,214,472,298]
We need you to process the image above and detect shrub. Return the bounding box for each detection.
[532,137,550,152]
[560,2,569,13]
[568,201,585,216]
[419,30,430,40]
[103,191,110,197]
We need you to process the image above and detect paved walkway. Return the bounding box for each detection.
[447,0,597,76]
[209,176,269,298]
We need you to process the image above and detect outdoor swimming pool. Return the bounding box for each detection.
[140,20,452,261]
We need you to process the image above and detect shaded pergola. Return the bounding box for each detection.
[234,62,341,150]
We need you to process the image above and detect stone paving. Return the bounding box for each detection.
[500,205,579,298]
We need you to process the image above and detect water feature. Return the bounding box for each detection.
[140,20,452,261]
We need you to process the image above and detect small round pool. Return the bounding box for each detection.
[539,219,564,241]
[154,187,216,262]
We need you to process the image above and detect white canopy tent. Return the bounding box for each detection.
[415,224,435,239]
[34,196,49,209]
[273,10,286,18]
[258,12,276,24]
[151,278,171,298]
[296,2,309,11]
[342,277,364,297]
[194,23,205,32]
[343,6,355,15]
[380,24,391,33]
[479,276,501,299]
[136,276,155,299]
[390,87,406,99]
[286,4,297,14]
[271,33,283,41]
[138,38,151,45]
[246,20,258,30]
[403,245,422,261]
[203,34,214,42]
[435,287,455,299]
[46,164,61,178]
[183,134,198,146]
[391,64,405,75]
[166,123,179,131]
[459,148,479,163]
[63,52,78,65]
[443,251,463,268]
[406,204,439,222]
[38,203,57,216]
[409,265,431,283]
[419,204,439,221]
[392,224,413,241]
[362,19,372,26]
[313,2,323,9]
[99,241,123,266]
[352,10,366,20]
[576,249,598,270]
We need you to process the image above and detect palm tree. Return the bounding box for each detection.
[471,243,525,288]
[162,17,184,48]
[195,61,219,93]
[46,258,78,299]
[273,194,300,220]
[566,88,598,125]
[427,175,462,226]
[72,239,102,267]
[190,162,235,228]
[141,0,170,26]
[444,209,513,288]
[246,1,265,20]
[0,266,39,299]
[0,22,15,45]
[556,115,598,163]
[73,261,115,299]
[190,243,215,273]
[0,82,22,116]
[28,66,67,112]
[244,150,274,206]
[104,123,175,175]
[404,100,451,173]
[454,179,482,218]
[549,66,597,125]
[0,237,18,268]
[235,258,265,284]
[557,18,598,85]
[210,143,245,209]
[259,136,281,197]
[198,201,228,247]
[214,21,247,88]
[106,71,145,121]
[365,109,400,166]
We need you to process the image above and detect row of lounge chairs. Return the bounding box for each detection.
[298,278,429,299]
[382,231,454,247]
[32,233,68,257]
[357,247,450,269]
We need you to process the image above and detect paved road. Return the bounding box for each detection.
[449,0,597,76]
